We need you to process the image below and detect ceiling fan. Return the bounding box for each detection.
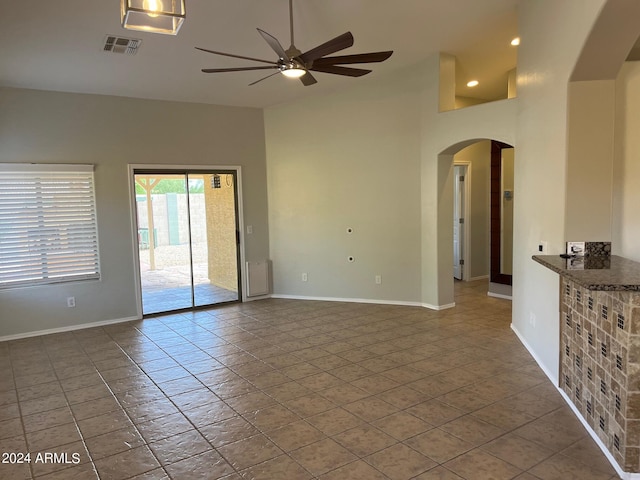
[195,0,393,86]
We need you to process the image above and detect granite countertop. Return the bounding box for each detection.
[532,255,640,291]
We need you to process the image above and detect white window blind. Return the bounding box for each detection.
[0,164,100,289]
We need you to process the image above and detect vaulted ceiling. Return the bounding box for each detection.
[0,0,518,108]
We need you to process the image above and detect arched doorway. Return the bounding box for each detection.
[437,138,515,306]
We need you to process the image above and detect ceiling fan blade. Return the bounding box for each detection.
[312,51,393,66]
[249,71,283,86]
[300,71,318,86]
[195,47,276,65]
[299,32,354,64]
[257,28,289,61]
[202,66,279,73]
[310,64,372,77]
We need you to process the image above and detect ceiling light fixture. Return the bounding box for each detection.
[281,68,306,78]
[282,68,307,78]
[511,37,520,46]
[121,0,186,35]
[467,80,479,87]
[280,62,306,78]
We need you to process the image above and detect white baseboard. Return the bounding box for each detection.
[425,302,456,310]
[555,387,632,479]
[270,294,457,311]
[510,323,558,385]
[511,323,633,479]
[0,315,140,343]
[270,294,458,311]
[487,292,512,301]
[270,294,423,307]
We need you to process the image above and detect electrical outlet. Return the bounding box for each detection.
[538,241,548,254]
[302,273,308,282]
[67,297,76,308]
[375,275,382,284]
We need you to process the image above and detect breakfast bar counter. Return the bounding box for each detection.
[533,254,640,473]
[533,254,640,291]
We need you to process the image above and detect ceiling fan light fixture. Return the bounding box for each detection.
[281,67,306,78]
[197,0,392,87]
[121,0,186,35]
[279,60,307,78]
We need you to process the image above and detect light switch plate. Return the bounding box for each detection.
[538,241,548,254]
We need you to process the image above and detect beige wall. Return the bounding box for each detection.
[455,97,489,109]
[613,62,640,262]
[566,80,615,241]
[0,88,268,337]
[265,65,423,303]
[426,99,517,309]
[511,0,607,380]
[266,53,517,309]
[453,141,491,280]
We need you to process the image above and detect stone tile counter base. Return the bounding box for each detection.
[534,254,640,476]
[560,277,640,472]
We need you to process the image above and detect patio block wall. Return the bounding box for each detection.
[204,174,238,292]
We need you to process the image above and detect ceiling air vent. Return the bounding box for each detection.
[103,35,141,55]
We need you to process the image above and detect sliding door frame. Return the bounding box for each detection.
[127,164,246,318]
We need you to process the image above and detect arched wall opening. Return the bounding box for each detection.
[435,137,514,308]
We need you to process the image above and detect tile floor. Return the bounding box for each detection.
[0,280,620,479]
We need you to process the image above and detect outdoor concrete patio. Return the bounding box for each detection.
[140,259,238,315]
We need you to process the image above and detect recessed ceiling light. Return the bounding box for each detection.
[467,80,479,87]
[511,37,521,46]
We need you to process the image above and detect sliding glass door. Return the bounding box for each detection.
[133,170,240,315]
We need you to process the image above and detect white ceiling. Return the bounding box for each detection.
[0,0,519,109]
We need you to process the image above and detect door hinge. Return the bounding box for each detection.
[459,259,465,265]
[459,175,465,181]
[459,218,464,224]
